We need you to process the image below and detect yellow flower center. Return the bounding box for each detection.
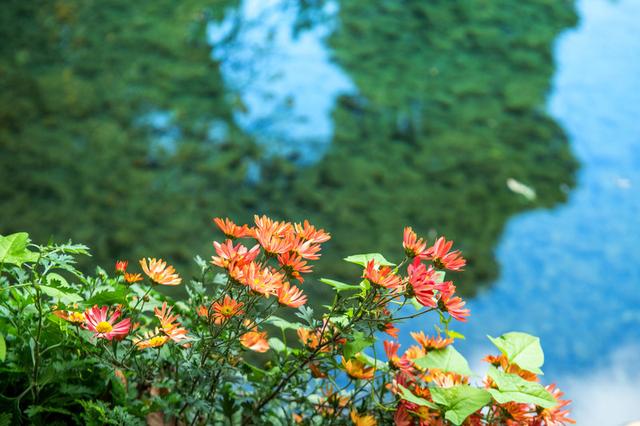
[220,306,233,316]
[96,321,113,333]
[69,312,85,323]
[149,336,167,347]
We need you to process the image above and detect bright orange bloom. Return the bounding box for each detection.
[363,260,403,291]
[240,329,269,352]
[423,236,466,271]
[403,227,428,258]
[294,220,331,243]
[53,308,85,324]
[213,217,254,239]
[277,252,312,282]
[408,258,438,308]
[350,411,377,426]
[211,295,244,324]
[384,323,399,339]
[410,331,453,351]
[483,354,539,382]
[139,258,182,286]
[439,292,470,322]
[154,302,189,344]
[394,403,413,426]
[133,329,169,350]
[124,272,143,284]
[403,344,426,361]
[277,281,307,308]
[539,384,575,424]
[211,239,260,270]
[428,370,468,387]
[115,260,128,274]
[309,362,327,378]
[84,305,131,340]
[254,215,292,237]
[342,357,375,380]
[238,262,283,297]
[254,215,294,255]
[290,237,322,260]
[384,340,402,366]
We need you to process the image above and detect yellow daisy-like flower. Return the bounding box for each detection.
[139,258,182,286]
[133,329,169,350]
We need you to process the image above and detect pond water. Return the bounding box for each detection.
[436,0,640,423]
[211,0,640,423]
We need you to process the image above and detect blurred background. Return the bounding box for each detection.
[1,0,638,423]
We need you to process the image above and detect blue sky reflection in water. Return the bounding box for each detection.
[401,0,639,424]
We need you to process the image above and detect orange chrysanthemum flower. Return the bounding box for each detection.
[539,384,575,424]
[410,331,453,351]
[238,262,283,297]
[294,220,331,243]
[403,227,428,258]
[84,305,131,340]
[124,272,143,284]
[211,239,260,270]
[240,329,269,352]
[115,260,128,274]
[276,281,307,308]
[384,323,399,339]
[211,295,244,324]
[53,308,85,324]
[277,252,312,282]
[350,411,377,426]
[290,237,322,260]
[384,340,402,366]
[254,215,294,256]
[363,260,403,291]
[133,329,169,350]
[139,258,182,286]
[342,357,375,380]
[213,217,254,239]
[423,236,466,271]
[154,302,189,344]
[439,292,470,322]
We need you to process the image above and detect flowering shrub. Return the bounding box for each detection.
[0,217,574,425]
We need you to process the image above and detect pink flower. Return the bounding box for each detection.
[84,305,131,340]
[423,236,466,271]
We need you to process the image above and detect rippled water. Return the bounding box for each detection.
[425,0,640,423]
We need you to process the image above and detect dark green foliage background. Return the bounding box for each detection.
[0,0,577,298]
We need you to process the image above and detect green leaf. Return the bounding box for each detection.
[38,285,82,304]
[486,366,557,408]
[429,385,492,425]
[343,253,395,267]
[397,384,438,409]
[266,316,301,331]
[84,287,127,306]
[45,273,69,288]
[0,233,38,266]
[268,337,286,352]
[413,346,472,376]
[447,330,465,340]
[355,352,389,372]
[319,278,360,292]
[487,332,544,374]
[343,331,375,359]
[0,333,6,362]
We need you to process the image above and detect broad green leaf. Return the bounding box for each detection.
[414,346,472,376]
[39,285,82,304]
[343,253,395,267]
[433,270,446,283]
[319,278,360,292]
[486,366,556,408]
[430,385,492,425]
[397,384,438,409]
[447,330,465,340]
[343,331,375,359]
[0,333,6,362]
[488,332,544,374]
[0,233,38,266]
[266,316,301,331]
[84,288,127,306]
[268,337,286,352]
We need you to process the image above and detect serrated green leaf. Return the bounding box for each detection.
[486,366,556,408]
[0,333,6,362]
[38,285,82,304]
[343,253,395,267]
[343,331,375,359]
[487,332,544,374]
[45,272,69,288]
[397,384,438,409]
[0,233,38,266]
[414,346,472,376]
[319,278,360,292]
[429,385,492,425]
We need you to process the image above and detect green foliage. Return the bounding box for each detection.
[488,331,545,374]
[0,233,38,266]
[413,345,472,376]
[487,366,557,408]
[430,385,492,426]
